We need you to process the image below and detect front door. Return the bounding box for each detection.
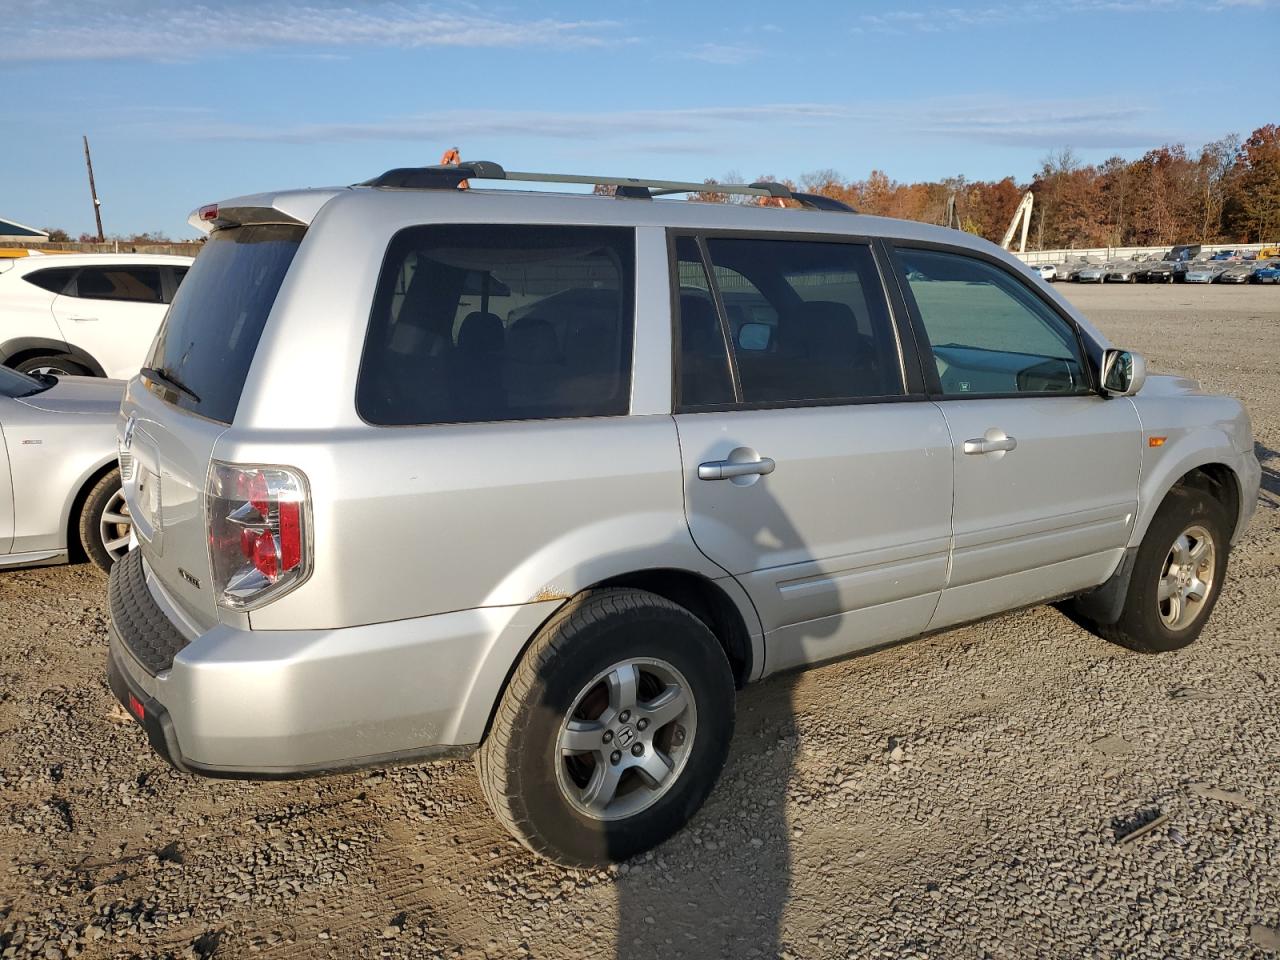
[51,264,169,379]
[670,233,953,675]
[891,245,1142,628]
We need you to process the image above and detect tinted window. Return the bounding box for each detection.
[23,267,75,295]
[75,266,164,303]
[168,266,189,303]
[148,223,303,424]
[674,237,734,407]
[897,248,1087,396]
[358,225,634,426]
[702,237,901,404]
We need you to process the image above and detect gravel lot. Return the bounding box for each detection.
[1,283,1277,960]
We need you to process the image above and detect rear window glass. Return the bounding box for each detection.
[23,267,75,294]
[147,223,303,424]
[358,224,634,426]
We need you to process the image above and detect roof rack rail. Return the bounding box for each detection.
[360,162,857,213]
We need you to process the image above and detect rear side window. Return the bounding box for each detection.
[896,248,1088,396]
[358,224,634,426]
[676,236,902,407]
[23,267,75,295]
[147,223,304,424]
[74,266,164,303]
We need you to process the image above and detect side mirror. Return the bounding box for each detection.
[1101,349,1146,397]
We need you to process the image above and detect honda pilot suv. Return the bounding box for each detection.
[107,162,1261,866]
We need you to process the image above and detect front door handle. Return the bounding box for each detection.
[698,456,776,481]
[963,435,1017,455]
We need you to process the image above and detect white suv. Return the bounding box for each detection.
[0,253,193,379]
[106,163,1260,866]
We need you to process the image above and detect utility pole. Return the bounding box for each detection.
[83,135,104,243]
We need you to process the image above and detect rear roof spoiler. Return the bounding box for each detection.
[187,188,345,235]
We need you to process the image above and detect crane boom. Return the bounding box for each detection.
[1001,191,1034,253]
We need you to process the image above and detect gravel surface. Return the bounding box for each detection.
[1,283,1277,959]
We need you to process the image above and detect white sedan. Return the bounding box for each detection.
[0,367,129,571]
[0,253,192,380]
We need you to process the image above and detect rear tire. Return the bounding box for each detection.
[476,588,735,866]
[1096,486,1231,653]
[78,469,131,572]
[14,355,90,377]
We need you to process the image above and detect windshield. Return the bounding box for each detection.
[146,223,304,424]
[0,365,49,398]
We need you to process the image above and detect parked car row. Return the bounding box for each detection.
[1032,247,1280,284]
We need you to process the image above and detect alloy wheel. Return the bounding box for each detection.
[1158,524,1216,631]
[99,489,132,562]
[555,658,698,822]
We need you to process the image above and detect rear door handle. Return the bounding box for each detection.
[698,456,776,481]
[70,316,99,322]
[963,435,1017,455]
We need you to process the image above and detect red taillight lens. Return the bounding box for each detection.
[199,203,218,221]
[207,462,310,610]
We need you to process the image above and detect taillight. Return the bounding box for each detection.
[199,203,219,222]
[207,461,310,610]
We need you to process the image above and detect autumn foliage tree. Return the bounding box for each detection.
[689,125,1279,249]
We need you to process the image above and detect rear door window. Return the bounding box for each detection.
[147,223,304,424]
[358,224,634,426]
[675,235,902,407]
[73,266,164,303]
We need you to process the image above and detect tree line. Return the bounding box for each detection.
[694,123,1280,250]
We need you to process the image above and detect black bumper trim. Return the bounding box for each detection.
[108,548,191,676]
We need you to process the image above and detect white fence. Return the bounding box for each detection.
[1015,242,1277,264]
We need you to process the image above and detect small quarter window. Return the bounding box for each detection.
[22,267,76,295]
[358,225,634,426]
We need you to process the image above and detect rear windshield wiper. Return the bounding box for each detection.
[141,366,201,404]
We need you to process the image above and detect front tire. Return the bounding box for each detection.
[476,588,735,866]
[78,469,131,572]
[1098,486,1231,653]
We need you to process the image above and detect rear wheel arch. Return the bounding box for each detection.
[477,568,754,746]
[1,338,107,377]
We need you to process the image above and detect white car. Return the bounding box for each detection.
[1030,263,1057,281]
[0,366,130,571]
[0,253,192,379]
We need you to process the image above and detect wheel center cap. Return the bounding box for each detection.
[616,725,637,749]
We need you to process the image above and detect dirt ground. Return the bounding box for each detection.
[1,283,1277,960]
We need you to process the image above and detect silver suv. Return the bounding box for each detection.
[107,163,1261,866]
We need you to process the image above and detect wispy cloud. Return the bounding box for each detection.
[856,0,1184,32]
[153,96,1167,152]
[676,43,763,65]
[1,1,627,63]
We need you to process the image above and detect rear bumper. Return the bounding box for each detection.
[107,550,558,778]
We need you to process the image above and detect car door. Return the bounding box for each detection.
[51,264,168,378]
[0,397,13,555]
[890,244,1142,629]
[672,233,953,675]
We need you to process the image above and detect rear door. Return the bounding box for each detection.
[0,395,13,555]
[890,245,1141,628]
[672,233,953,675]
[52,264,168,379]
[120,225,304,631]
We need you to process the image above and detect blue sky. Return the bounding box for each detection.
[3,0,1275,237]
